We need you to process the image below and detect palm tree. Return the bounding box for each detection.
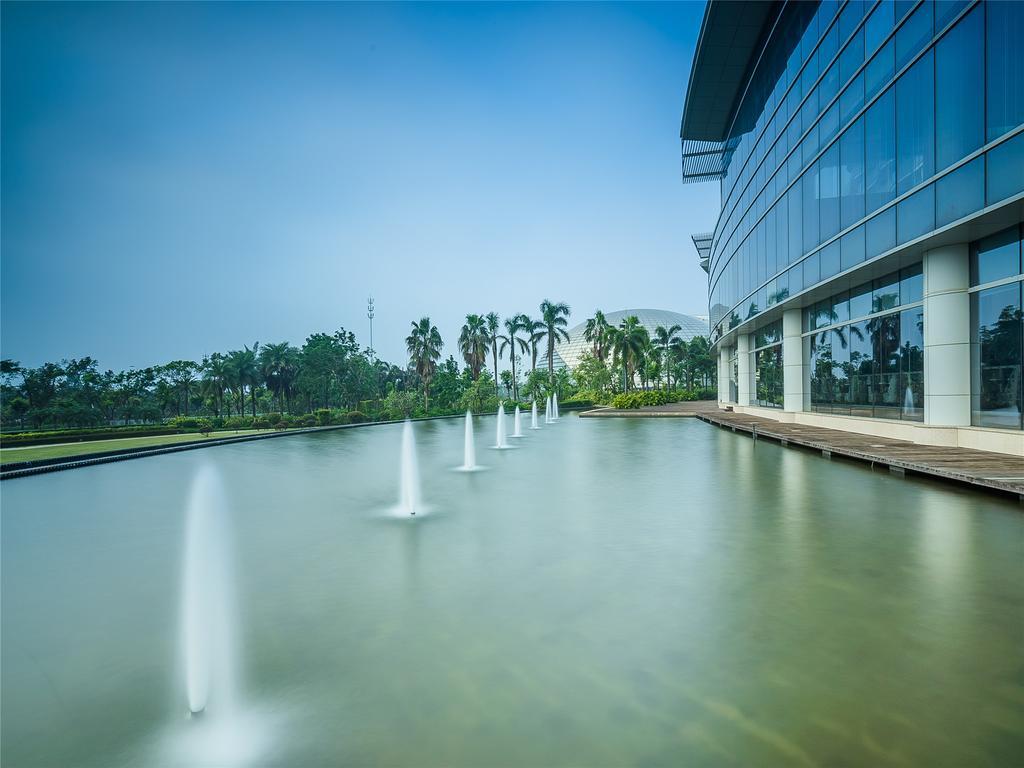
[538,300,571,384]
[583,310,611,362]
[260,342,298,413]
[406,317,443,410]
[485,312,500,390]
[202,353,230,416]
[228,344,260,417]
[610,316,648,391]
[458,314,489,379]
[498,314,529,401]
[521,315,546,374]
[653,324,682,390]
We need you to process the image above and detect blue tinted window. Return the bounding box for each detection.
[935,7,983,170]
[935,1,969,31]
[840,225,866,271]
[873,271,900,313]
[971,226,1022,286]
[803,251,821,289]
[840,1,866,42]
[803,165,820,254]
[850,281,873,318]
[865,88,896,212]
[840,72,864,124]
[821,240,841,280]
[971,282,1023,428]
[841,117,865,228]
[900,262,924,304]
[986,132,1024,206]
[866,206,896,258]
[832,290,851,324]
[820,102,840,147]
[865,0,895,54]
[935,156,983,227]
[895,2,932,71]
[897,184,935,244]
[986,0,1024,141]
[841,28,865,84]
[865,40,894,100]
[820,144,841,241]
[896,51,934,195]
[788,184,802,263]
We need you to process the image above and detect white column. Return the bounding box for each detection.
[736,333,752,407]
[923,243,970,426]
[717,345,729,405]
[782,308,804,412]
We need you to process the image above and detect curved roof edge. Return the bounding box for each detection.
[679,0,782,143]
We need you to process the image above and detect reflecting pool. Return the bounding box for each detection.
[2,416,1023,766]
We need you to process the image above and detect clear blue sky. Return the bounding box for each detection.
[2,1,717,372]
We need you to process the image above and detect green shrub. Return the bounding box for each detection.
[197,418,214,436]
[346,411,368,424]
[315,408,332,426]
[223,416,252,430]
[297,414,317,427]
[266,412,282,426]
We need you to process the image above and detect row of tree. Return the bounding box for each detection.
[1,300,716,431]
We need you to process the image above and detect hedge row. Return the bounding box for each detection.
[610,390,702,409]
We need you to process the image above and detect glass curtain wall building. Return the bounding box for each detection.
[682,0,1023,450]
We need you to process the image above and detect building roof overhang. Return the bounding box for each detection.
[679,0,781,183]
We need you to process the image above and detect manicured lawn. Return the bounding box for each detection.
[0,429,274,465]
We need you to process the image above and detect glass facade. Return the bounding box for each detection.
[803,263,924,420]
[707,0,1024,344]
[970,225,1024,428]
[750,321,784,408]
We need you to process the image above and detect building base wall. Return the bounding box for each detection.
[725,405,1024,457]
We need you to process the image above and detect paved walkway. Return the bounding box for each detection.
[579,401,720,418]
[699,409,1024,499]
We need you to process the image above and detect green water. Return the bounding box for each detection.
[2,415,1022,767]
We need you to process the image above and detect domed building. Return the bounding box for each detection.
[552,309,709,371]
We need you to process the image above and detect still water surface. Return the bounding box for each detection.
[2,415,1023,767]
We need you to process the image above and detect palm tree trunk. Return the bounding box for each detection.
[547,335,554,384]
[511,349,517,402]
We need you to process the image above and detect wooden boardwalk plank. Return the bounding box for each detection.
[698,410,1024,499]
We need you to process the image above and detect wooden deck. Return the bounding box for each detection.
[698,410,1024,499]
[579,401,720,418]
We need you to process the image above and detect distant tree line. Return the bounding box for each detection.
[1,300,716,432]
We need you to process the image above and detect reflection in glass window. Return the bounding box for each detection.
[896,184,935,245]
[896,51,934,195]
[841,118,865,228]
[850,281,874,319]
[873,272,900,314]
[970,282,1023,429]
[866,89,896,213]
[899,308,924,421]
[986,133,1024,206]
[986,0,1024,141]
[971,226,1022,287]
[935,7,983,171]
[895,1,932,71]
[936,157,984,228]
[900,263,923,305]
[866,207,896,259]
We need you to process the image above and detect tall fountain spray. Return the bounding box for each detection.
[461,410,476,470]
[495,403,508,448]
[182,465,238,718]
[399,419,422,515]
[531,400,540,429]
[545,394,553,424]
[553,392,560,420]
[512,405,523,437]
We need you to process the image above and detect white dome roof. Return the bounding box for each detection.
[553,309,708,370]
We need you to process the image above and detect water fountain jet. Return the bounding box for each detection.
[531,400,540,429]
[182,465,238,719]
[399,419,422,515]
[553,392,560,420]
[494,403,508,448]
[461,410,476,470]
[512,405,523,438]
